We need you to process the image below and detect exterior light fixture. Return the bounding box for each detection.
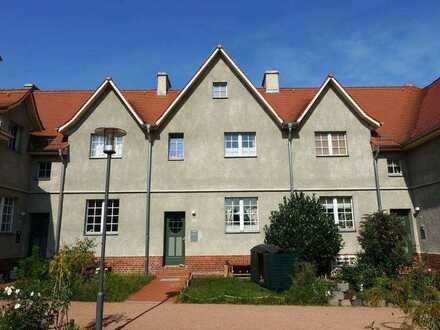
[93,127,126,330]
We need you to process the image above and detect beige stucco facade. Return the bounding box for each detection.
[2,50,438,273]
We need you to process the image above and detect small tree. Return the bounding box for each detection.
[264,192,343,275]
[358,211,412,276]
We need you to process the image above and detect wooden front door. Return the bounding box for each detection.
[164,212,185,265]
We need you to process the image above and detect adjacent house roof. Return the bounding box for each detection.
[2,47,439,150]
[0,88,32,110]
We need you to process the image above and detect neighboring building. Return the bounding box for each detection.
[0,46,439,273]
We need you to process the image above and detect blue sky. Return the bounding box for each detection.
[1,1,439,89]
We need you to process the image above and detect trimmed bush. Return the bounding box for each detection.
[358,211,412,276]
[264,192,343,275]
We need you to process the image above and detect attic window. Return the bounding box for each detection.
[213,82,227,99]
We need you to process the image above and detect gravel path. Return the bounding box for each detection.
[69,301,405,329]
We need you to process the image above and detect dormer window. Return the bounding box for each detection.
[213,82,227,99]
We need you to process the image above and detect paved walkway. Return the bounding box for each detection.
[128,267,190,302]
[69,301,405,330]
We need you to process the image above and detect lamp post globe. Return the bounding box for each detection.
[93,127,126,330]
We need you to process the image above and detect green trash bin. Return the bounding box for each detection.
[251,244,296,291]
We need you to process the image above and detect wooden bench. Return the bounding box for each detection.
[224,261,251,278]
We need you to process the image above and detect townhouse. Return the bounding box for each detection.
[0,45,439,274]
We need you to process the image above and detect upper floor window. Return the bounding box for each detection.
[321,196,354,231]
[225,197,258,233]
[387,159,403,176]
[315,132,348,156]
[37,161,52,180]
[224,132,256,157]
[90,134,123,158]
[7,125,20,151]
[85,199,119,234]
[0,197,14,233]
[212,82,228,98]
[168,133,184,160]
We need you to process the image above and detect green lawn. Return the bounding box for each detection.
[177,277,287,304]
[71,273,153,302]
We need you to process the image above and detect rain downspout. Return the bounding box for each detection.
[143,124,153,273]
[55,148,67,253]
[372,143,382,211]
[287,123,294,192]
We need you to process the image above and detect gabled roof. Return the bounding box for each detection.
[0,88,32,110]
[58,78,145,133]
[3,46,440,150]
[0,87,44,130]
[154,45,284,126]
[296,75,382,128]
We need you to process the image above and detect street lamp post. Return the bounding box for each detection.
[94,127,126,330]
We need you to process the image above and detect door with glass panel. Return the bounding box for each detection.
[164,212,185,265]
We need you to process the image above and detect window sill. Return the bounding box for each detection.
[35,178,51,182]
[388,174,403,177]
[339,229,356,233]
[168,158,185,161]
[84,233,119,236]
[89,156,122,160]
[0,232,15,236]
[224,155,257,159]
[225,231,260,234]
[212,96,228,99]
[316,154,349,158]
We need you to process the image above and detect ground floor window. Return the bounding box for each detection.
[320,196,354,231]
[336,254,357,267]
[85,199,119,234]
[224,197,258,233]
[0,197,14,233]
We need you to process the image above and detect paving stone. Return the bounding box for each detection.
[337,282,349,292]
[328,297,340,306]
[331,291,344,300]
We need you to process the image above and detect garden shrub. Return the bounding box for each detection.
[358,211,412,277]
[264,192,343,275]
[285,263,334,305]
[15,246,52,295]
[361,264,440,330]
[337,262,383,291]
[0,285,80,330]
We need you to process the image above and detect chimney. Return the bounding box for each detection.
[23,83,39,90]
[157,72,171,96]
[262,70,279,93]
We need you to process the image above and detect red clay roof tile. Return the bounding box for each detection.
[0,88,32,109]
[8,77,440,148]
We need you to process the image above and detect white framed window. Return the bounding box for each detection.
[225,197,258,233]
[37,161,52,180]
[321,196,355,231]
[336,254,357,267]
[168,133,184,160]
[224,132,256,157]
[90,134,123,158]
[315,132,348,156]
[85,199,119,234]
[387,159,403,176]
[0,197,14,233]
[213,82,228,98]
